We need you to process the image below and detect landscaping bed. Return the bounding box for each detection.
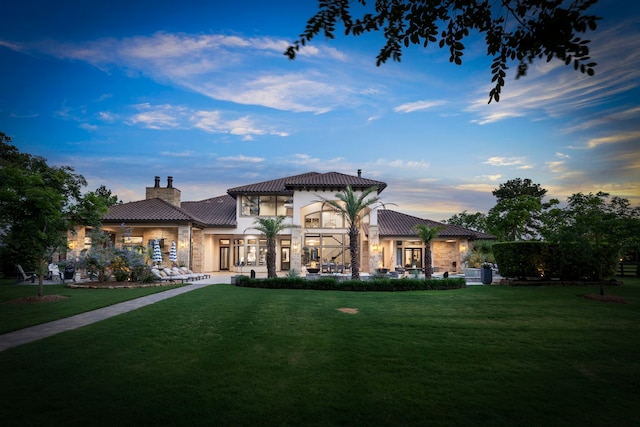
[234,275,467,291]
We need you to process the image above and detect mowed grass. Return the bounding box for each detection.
[0,280,184,333]
[1,279,639,426]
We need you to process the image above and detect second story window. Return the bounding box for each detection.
[241,195,293,217]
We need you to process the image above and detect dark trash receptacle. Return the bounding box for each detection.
[250,269,256,279]
[63,265,75,282]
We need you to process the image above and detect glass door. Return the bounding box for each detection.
[280,240,290,271]
[404,248,422,269]
[220,246,230,270]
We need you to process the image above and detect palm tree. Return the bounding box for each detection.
[251,216,296,278]
[323,186,380,280]
[414,224,443,279]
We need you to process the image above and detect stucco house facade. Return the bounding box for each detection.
[68,172,494,275]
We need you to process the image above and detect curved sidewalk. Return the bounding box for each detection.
[0,279,225,353]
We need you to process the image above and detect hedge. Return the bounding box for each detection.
[233,276,467,291]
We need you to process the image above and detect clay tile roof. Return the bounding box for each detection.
[378,210,496,240]
[227,171,387,196]
[227,172,319,196]
[103,198,197,222]
[181,195,237,227]
[286,171,387,192]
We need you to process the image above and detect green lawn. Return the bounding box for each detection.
[1,279,639,426]
[0,280,184,333]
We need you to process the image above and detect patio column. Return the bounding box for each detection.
[290,228,302,273]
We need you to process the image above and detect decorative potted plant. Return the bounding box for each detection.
[481,262,493,285]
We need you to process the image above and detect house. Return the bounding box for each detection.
[68,172,494,275]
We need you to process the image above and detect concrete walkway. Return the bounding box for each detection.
[0,275,231,353]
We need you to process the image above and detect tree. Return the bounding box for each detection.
[321,186,380,279]
[486,178,556,241]
[443,210,487,233]
[543,192,640,294]
[0,133,107,295]
[91,185,120,207]
[492,178,547,202]
[286,0,600,103]
[414,224,443,278]
[250,216,297,278]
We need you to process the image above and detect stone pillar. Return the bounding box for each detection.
[191,229,204,272]
[290,228,303,273]
[177,225,192,269]
[368,225,381,273]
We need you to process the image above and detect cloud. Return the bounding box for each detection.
[125,103,288,138]
[464,23,640,129]
[160,151,195,158]
[586,131,640,148]
[217,155,264,163]
[2,31,358,114]
[393,100,445,113]
[483,156,530,167]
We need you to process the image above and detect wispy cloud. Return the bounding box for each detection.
[2,32,358,114]
[483,156,531,168]
[393,100,445,113]
[126,103,288,138]
[465,23,640,130]
[217,155,264,163]
[586,131,640,148]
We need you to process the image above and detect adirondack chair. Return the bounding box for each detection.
[16,264,36,283]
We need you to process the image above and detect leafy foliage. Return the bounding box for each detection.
[542,192,640,293]
[286,0,600,103]
[249,216,297,278]
[414,224,443,278]
[234,275,467,291]
[0,132,108,295]
[443,210,487,232]
[486,178,557,241]
[321,185,380,279]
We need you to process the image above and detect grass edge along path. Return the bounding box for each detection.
[0,281,186,334]
[0,280,639,426]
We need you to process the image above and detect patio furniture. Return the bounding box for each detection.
[151,268,181,283]
[162,268,189,283]
[16,265,36,283]
[47,263,61,282]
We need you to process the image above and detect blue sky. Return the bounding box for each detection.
[1,0,638,220]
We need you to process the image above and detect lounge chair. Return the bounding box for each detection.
[162,268,189,283]
[173,267,202,281]
[151,268,180,283]
[16,264,36,283]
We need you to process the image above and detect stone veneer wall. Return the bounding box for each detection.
[145,187,181,207]
[191,229,204,273]
[433,241,459,273]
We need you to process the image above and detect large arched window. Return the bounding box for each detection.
[304,206,345,229]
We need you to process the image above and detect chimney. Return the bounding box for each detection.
[146,176,181,207]
[357,169,362,177]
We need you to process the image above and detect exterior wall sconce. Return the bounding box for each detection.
[292,241,300,252]
[180,241,187,249]
[371,243,379,252]
[68,240,76,250]
[459,244,467,252]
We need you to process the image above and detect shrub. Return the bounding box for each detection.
[234,276,466,291]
